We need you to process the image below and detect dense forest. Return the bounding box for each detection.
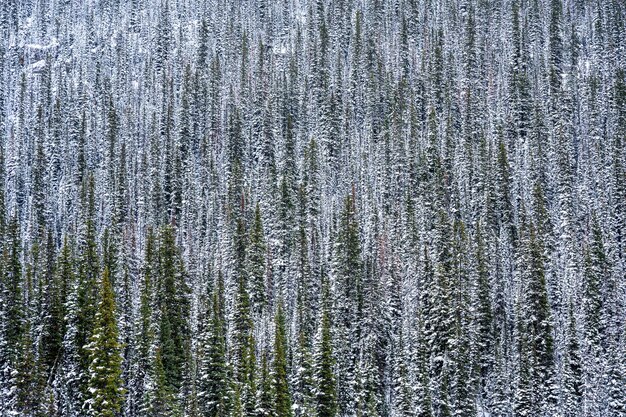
[0,0,625,415]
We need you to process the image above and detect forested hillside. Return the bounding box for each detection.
[0,0,625,415]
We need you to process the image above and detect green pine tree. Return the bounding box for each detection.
[143,347,177,417]
[40,236,72,374]
[273,302,292,417]
[314,286,337,417]
[84,267,125,417]
[1,217,24,364]
[515,218,556,415]
[77,175,100,393]
[255,351,273,417]
[247,203,267,315]
[474,222,493,384]
[15,321,46,416]
[199,272,231,417]
[332,195,362,414]
[157,225,191,395]
[583,215,607,346]
[451,218,475,417]
[134,229,159,417]
[562,303,582,417]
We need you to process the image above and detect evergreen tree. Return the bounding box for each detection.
[77,175,101,394]
[255,351,273,417]
[247,203,267,315]
[84,267,125,417]
[41,236,72,376]
[332,194,362,414]
[393,334,414,417]
[314,285,337,417]
[1,217,23,366]
[199,272,230,417]
[583,215,608,346]
[132,229,159,417]
[143,347,177,417]
[515,219,556,416]
[231,212,257,411]
[157,225,191,396]
[272,302,292,417]
[474,223,494,383]
[562,304,582,417]
[14,321,46,416]
[450,218,475,417]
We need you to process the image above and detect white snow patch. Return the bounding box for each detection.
[29,60,47,71]
[25,38,59,51]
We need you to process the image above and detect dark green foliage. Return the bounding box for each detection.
[583,216,606,346]
[563,305,583,416]
[0,1,624,416]
[84,267,125,417]
[474,223,493,381]
[144,348,177,417]
[157,226,191,394]
[77,175,100,392]
[334,195,362,319]
[247,204,267,314]
[199,272,230,417]
[272,303,292,417]
[40,236,71,375]
[255,352,273,417]
[2,217,24,361]
[15,323,46,416]
[515,219,556,415]
[233,263,253,385]
[314,290,337,417]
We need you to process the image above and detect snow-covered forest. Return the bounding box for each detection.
[0,0,625,415]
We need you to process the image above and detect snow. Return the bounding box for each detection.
[29,59,47,72]
[25,38,59,51]
[0,0,622,415]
